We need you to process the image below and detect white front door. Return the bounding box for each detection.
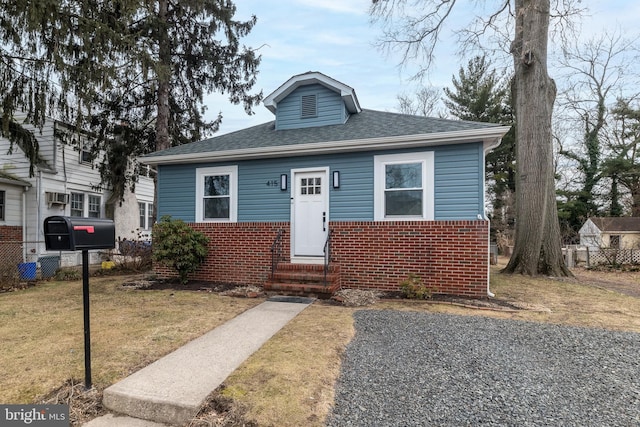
[292,169,329,258]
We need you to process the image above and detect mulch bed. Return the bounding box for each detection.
[122,277,522,310]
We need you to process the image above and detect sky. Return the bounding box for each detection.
[206,0,640,136]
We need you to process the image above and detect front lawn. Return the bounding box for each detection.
[0,275,261,404]
[2,264,640,426]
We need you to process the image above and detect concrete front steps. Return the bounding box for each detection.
[265,263,340,298]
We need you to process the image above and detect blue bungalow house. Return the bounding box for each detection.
[140,72,510,297]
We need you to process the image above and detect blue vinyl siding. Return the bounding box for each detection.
[434,143,483,219]
[238,154,372,221]
[157,164,196,221]
[157,142,485,222]
[275,84,347,130]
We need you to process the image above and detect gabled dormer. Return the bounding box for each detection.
[263,71,362,130]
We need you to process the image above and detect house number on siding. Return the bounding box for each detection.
[266,179,279,187]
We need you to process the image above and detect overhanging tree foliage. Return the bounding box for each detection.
[1,0,261,203]
[0,1,127,173]
[371,0,579,276]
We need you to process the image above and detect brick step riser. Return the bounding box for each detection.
[270,273,338,284]
[274,263,340,273]
[264,282,339,295]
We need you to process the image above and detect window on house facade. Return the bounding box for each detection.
[301,94,317,118]
[609,235,621,249]
[0,190,5,221]
[79,139,93,164]
[374,152,434,220]
[139,202,154,229]
[70,193,84,216]
[88,195,101,218]
[195,166,238,222]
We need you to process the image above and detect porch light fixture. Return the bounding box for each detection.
[280,174,288,191]
[333,171,340,189]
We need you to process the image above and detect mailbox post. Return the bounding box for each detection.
[44,216,115,389]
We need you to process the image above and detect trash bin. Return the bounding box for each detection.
[39,256,60,278]
[18,262,37,280]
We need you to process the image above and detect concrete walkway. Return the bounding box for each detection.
[84,297,314,427]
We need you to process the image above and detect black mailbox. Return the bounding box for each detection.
[44,216,115,251]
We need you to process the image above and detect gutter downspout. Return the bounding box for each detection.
[478,213,495,298]
[22,185,28,262]
[482,137,504,299]
[36,170,42,260]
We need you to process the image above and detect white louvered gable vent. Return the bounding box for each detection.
[301,94,317,118]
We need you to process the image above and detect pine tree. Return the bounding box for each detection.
[602,99,640,216]
[1,1,261,204]
[443,55,516,236]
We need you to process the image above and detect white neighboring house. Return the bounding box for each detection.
[579,217,640,250]
[0,116,154,269]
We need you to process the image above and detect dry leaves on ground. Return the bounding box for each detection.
[333,289,383,306]
[37,379,105,426]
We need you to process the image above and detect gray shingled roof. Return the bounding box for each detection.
[143,109,502,159]
[589,217,640,232]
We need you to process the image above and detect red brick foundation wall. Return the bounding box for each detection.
[154,222,290,285]
[154,220,489,297]
[0,226,22,241]
[330,220,489,297]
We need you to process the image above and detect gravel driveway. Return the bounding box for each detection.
[327,311,640,426]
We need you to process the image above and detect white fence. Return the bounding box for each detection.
[586,248,640,267]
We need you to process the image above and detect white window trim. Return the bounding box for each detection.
[138,201,154,230]
[69,191,103,217]
[374,152,434,221]
[195,165,238,222]
[88,194,101,218]
[70,192,85,217]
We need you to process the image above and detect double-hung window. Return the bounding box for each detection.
[70,193,84,217]
[70,192,101,217]
[374,152,434,220]
[139,202,154,229]
[195,166,238,222]
[88,195,101,218]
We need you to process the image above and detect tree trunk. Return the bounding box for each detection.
[609,174,623,216]
[631,185,640,217]
[155,0,171,153]
[504,0,571,276]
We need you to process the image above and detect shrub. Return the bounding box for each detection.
[54,268,82,281]
[400,273,434,300]
[152,216,209,285]
[118,236,153,271]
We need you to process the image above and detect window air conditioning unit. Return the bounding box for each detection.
[46,192,70,206]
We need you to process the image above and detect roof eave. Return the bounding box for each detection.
[0,176,32,187]
[139,126,511,166]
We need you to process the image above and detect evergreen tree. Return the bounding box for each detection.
[443,55,516,235]
[602,99,640,216]
[1,0,261,203]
